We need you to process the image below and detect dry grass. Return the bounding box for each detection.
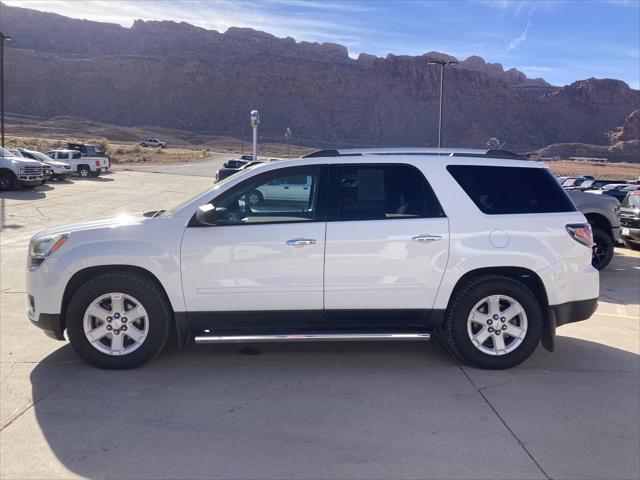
[545,160,640,181]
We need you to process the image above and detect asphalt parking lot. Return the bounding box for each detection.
[1,169,639,480]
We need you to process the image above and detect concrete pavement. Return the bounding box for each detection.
[1,170,638,479]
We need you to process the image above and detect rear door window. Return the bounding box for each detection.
[330,164,444,221]
[447,165,576,214]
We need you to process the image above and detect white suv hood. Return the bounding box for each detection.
[32,215,147,239]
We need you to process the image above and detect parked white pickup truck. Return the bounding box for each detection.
[46,149,109,177]
[0,146,44,190]
[138,138,166,148]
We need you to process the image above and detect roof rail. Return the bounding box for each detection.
[302,147,526,160]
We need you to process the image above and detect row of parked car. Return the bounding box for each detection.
[559,175,640,253]
[559,175,640,201]
[0,143,111,191]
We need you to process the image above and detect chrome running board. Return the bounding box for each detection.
[194,332,430,344]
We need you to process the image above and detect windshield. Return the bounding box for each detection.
[160,165,265,217]
[0,146,16,157]
[622,193,640,207]
[25,150,50,162]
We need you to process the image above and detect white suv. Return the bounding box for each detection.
[27,148,599,370]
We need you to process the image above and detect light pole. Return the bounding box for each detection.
[284,127,292,157]
[250,110,259,161]
[427,59,457,149]
[0,32,13,148]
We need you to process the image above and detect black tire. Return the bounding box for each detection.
[0,171,16,191]
[444,275,543,370]
[246,189,263,206]
[78,165,91,178]
[591,227,614,270]
[623,239,640,251]
[66,272,172,369]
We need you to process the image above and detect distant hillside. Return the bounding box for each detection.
[1,2,639,153]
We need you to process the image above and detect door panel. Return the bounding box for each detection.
[181,165,327,313]
[324,218,449,310]
[181,223,326,311]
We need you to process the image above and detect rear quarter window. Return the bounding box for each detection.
[447,165,576,215]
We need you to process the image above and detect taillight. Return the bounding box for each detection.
[566,223,593,248]
[95,160,100,166]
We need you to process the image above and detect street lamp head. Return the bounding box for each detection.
[250,110,259,128]
[0,33,13,42]
[427,59,458,66]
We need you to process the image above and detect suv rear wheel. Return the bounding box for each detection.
[444,275,543,369]
[66,272,172,369]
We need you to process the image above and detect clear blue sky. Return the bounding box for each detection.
[6,0,640,87]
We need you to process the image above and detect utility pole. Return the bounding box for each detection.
[250,110,259,161]
[0,32,13,148]
[427,59,457,149]
[284,127,292,157]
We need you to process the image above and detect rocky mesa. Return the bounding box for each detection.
[1,2,639,156]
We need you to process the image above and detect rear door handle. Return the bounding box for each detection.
[286,238,317,246]
[412,234,442,242]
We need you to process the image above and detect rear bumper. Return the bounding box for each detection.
[551,298,598,327]
[541,298,598,352]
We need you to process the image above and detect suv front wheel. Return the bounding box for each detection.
[444,275,543,369]
[66,272,172,369]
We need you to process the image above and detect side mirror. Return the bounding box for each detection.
[195,204,219,226]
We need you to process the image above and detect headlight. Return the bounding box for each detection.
[29,233,68,266]
[17,165,25,174]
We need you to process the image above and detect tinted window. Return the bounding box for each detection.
[72,151,81,159]
[332,164,444,221]
[212,167,322,225]
[447,165,576,215]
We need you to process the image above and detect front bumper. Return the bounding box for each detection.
[620,226,640,242]
[29,312,65,340]
[17,175,44,186]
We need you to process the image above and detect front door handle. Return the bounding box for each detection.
[412,234,442,242]
[286,238,317,246]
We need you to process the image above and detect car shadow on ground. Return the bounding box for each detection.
[0,187,48,200]
[25,335,639,480]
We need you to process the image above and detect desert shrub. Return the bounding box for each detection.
[87,137,110,152]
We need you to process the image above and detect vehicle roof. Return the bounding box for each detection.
[302,147,526,160]
[47,149,77,153]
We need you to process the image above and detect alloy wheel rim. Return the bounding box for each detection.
[83,292,150,356]
[247,193,260,205]
[466,294,528,356]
